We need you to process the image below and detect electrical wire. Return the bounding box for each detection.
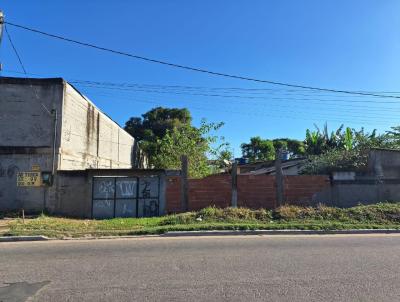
[74,82,400,105]
[4,24,27,75]
[5,21,400,99]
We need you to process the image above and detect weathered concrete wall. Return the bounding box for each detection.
[0,78,63,212]
[47,169,167,218]
[50,171,91,218]
[0,77,64,148]
[0,152,53,212]
[58,83,137,170]
[0,77,146,213]
[368,149,400,179]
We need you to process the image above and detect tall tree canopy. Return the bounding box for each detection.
[125,107,192,142]
[125,107,229,177]
[241,137,305,162]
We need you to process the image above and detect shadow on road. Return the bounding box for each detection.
[0,281,50,302]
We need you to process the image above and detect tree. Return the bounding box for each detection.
[272,138,305,157]
[152,121,227,178]
[124,107,192,163]
[241,137,305,163]
[301,124,396,174]
[241,137,275,162]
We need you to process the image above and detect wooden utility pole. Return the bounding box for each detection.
[275,150,284,207]
[231,161,238,208]
[180,155,189,212]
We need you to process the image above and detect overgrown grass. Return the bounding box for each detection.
[4,203,400,238]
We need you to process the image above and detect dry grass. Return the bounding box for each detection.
[3,203,400,238]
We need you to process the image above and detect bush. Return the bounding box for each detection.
[301,149,368,175]
[159,212,197,225]
[198,206,272,222]
[345,203,400,223]
[254,209,273,221]
[274,204,344,221]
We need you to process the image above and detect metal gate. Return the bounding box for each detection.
[92,176,160,219]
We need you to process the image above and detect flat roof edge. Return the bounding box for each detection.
[0,76,65,86]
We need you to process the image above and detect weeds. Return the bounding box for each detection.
[4,202,400,238]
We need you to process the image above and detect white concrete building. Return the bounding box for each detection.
[0,77,147,213]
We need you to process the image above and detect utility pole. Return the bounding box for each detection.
[180,155,189,212]
[231,161,238,208]
[275,149,284,208]
[0,11,4,72]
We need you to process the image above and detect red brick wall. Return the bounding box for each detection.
[165,176,181,213]
[165,174,330,213]
[284,175,331,206]
[238,175,276,209]
[188,175,231,210]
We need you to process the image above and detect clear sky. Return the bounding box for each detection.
[1,0,400,156]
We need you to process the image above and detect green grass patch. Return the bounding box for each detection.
[4,203,400,238]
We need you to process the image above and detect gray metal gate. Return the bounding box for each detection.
[92,176,160,219]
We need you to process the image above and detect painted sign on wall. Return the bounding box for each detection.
[17,172,41,187]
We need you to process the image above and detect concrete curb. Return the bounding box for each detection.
[0,236,49,242]
[2,230,400,242]
[162,229,400,237]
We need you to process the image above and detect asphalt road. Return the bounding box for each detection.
[1,235,400,302]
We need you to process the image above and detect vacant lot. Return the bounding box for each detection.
[2,203,400,238]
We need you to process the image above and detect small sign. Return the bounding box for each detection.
[17,172,42,187]
[31,164,41,171]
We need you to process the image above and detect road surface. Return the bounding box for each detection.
[1,234,400,301]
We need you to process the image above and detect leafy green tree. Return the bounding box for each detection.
[241,137,275,162]
[272,138,305,157]
[241,137,305,163]
[301,124,398,174]
[124,107,192,164]
[152,121,227,177]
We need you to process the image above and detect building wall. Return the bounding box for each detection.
[0,77,144,213]
[58,83,137,170]
[0,78,63,212]
[0,152,53,212]
[51,171,91,218]
[48,170,167,218]
[0,77,64,148]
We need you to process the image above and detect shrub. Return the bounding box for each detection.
[345,202,400,223]
[198,206,224,220]
[159,212,197,225]
[274,204,344,221]
[254,209,273,221]
[191,206,272,222]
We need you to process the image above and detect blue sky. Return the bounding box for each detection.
[1,1,400,156]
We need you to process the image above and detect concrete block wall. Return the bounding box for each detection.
[0,78,63,148]
[0,153,53,212]
[59,83,136,170]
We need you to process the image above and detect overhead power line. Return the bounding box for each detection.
[74,82,400,105]
[4,68,400,97]
[70,80,400,98]
[5,21,400,99]
[4,24,27,75]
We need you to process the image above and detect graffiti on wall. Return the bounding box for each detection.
[0,164,20,178]
[92,176,160,219]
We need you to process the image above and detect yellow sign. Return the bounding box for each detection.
[17,172,42,187]
[31,164,41,172]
